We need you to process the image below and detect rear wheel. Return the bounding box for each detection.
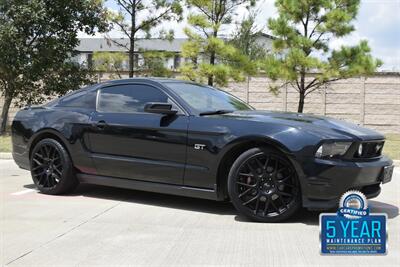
[30,138,78,194]
[228,147,301,222]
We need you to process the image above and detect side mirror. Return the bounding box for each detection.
[144,102,178,115]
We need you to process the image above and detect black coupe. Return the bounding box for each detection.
[12,78,394,222]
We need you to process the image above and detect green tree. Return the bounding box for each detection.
[108,0,183,78]
[141,50,174,77]
[0,0,108,134]
[230,10,269,82]
[181,0,256,87]
[230,10,268,62]
[93,51,128,79]
[263,0,382,113]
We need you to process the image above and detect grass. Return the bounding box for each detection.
[0,133,399,159]
[0,135,11,152]
[383,134,400,160]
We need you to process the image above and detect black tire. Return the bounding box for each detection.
[228,147,301,222]
[30,138,78,194]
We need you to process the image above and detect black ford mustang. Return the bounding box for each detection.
[12,78,394,222]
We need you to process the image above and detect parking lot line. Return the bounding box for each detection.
[11,188,37,195]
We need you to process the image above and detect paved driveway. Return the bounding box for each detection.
[1,159,399,266]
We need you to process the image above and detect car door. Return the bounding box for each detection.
[88,83,188,185]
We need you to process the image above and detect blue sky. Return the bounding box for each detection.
[101,0,400,71]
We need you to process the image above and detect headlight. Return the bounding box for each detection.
[315,142,352,158]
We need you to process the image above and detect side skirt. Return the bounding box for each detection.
[77,173,220,201]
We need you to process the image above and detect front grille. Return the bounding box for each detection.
[354,141,384,158]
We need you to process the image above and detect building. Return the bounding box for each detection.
[74,34,274,72]
[74,38,186,71]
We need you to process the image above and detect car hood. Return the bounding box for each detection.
[222,110,384,141]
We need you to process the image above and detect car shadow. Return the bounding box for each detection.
[234,208,326,225]
[23,183,399,224]
[369,200,399,218]
[235,200,399,225]
[23,184,37,189]
[27,183,237,216]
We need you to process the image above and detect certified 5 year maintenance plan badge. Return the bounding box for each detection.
[320,190,387,255]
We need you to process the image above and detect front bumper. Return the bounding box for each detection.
[298,156,394,210]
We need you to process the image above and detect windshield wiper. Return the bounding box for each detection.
[199,109,234,116]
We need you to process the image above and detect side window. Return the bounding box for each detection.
[98,84,171,113]
[57,90,97,109]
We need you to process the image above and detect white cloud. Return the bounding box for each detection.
[368,0,400,25]
[329,32,369,50]
[351,0,400,70]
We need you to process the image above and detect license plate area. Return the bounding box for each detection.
[381,165,394,184]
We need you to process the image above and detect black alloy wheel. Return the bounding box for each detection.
[228,147,301,222]
[30,138,78,194]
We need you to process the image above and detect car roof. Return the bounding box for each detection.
[61,78,199,97]
[101,77,190,85]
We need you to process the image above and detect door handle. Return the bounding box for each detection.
[95,120,107,130]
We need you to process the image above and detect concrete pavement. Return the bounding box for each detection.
[1,159,399,266]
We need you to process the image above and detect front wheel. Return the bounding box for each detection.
[228,147,301,222]
[30,138,78,195]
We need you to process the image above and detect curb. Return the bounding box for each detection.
[0,152,13,160]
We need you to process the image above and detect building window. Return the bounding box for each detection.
[173,55,181,69]
[87,53,93,69]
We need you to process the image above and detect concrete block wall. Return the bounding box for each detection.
[223,74,400,134]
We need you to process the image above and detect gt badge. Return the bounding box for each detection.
[194,144,206,150]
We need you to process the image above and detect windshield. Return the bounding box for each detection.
[165,82,253,113]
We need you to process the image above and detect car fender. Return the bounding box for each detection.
[28,128,72,158]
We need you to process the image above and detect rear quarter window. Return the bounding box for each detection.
[56,90,97,109]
